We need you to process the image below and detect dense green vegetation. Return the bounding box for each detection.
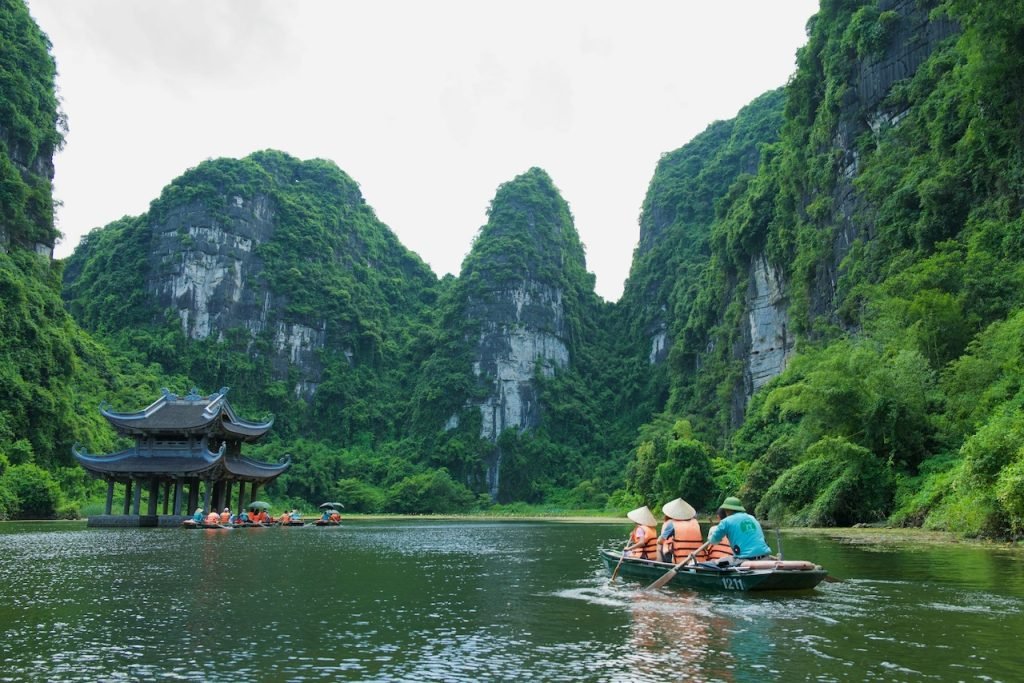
[617,0,1024,538]
[0,0,64,249]
[6,0,1024,538]
[0,0,179,519]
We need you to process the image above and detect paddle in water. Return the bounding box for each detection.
[609,542,639,584]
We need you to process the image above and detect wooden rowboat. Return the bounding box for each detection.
[181,521,232,530]
[599,549,827,592]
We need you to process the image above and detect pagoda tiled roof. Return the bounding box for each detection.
[72,441,291,483]
[100,387,272,441]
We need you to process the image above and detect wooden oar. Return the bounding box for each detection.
[645,543,708,590]
[609,543,638,584]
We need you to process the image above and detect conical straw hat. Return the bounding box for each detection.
[662,498,696,521]
[627,505,657,527]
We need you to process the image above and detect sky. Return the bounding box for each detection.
[28,0,818,302]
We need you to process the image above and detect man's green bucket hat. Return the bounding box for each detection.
[720,496,746,512]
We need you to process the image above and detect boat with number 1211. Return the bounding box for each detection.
[600,549,828,591]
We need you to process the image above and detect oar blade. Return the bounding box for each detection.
[645,567,679,590]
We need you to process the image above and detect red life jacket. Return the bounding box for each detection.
[629,525,659,560]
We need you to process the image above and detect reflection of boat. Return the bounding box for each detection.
[600,549,827,591]
[314,520,341,526]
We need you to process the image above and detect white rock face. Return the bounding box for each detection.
[477,326,569,441]
[148,195,327,398]
[746,255,793,392]
[272,321,326,365]
[649,329,668,365]
[465,281,571,498]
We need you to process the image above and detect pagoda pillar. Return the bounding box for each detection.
[147,479,159,515]
[123,480,133,515]
[173,479,183,515]
[224,482,233,512]
[214,481,225,510]
[203,480,212,514]
[187,479,199,513]
[105,481,114,515]
[237,481,247,511]
[132,479,142,515]
[162,482,170,515]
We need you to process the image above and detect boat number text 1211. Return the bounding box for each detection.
[721,577,746,590]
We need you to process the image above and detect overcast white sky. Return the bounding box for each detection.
[28,0,817,301]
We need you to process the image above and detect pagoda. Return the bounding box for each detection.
[73,387,290,527]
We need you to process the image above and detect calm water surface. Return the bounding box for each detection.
[0,520,1022,682]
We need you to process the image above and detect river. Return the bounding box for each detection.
[0,520,1021,682]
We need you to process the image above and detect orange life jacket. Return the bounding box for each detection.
[629,525,659,560]
[701,535,734,561]
[663,518,704,563]
[205,512,220,525]
[220,511,230,524]
[329,512,341,522]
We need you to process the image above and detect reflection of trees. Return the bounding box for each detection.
[620,592,735,683]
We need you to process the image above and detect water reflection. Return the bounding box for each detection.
[619,592,734,683]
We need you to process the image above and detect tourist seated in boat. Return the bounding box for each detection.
[204,510,221,525]
[219,508,231,524]
[625,505,659,560]
[329,510,341,523]
[320,509,332,522]
[658,498,701,563]
[696,496,771,564]
[192,508,204,523]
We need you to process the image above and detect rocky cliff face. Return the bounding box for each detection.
[468,281,570,444]
[452,168,590,497]
[0,1,62,256]
[732,0,957,409]
[808,0,958,320]
[147,192,327,397]
[64,151,437,403]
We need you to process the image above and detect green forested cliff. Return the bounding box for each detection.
[620,0,1024,537]
[0,0,172,519]
[5,0,1024,536]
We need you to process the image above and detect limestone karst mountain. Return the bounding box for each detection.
[7,0,1024,533]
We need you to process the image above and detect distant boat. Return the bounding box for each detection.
[600,549,827,591]
[181,520,232,530]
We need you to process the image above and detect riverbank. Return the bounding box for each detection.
[9,513,1022,548]
[784,525,1023,550]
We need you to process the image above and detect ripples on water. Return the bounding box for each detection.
[1,522,1022,682]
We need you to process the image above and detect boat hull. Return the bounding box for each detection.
[601,549,827,591]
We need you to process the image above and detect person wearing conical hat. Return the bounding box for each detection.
[658,498,703,564]
[692,496,771,563]
[625,505,659,560]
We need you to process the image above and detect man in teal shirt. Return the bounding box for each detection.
[706,496,772,560]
